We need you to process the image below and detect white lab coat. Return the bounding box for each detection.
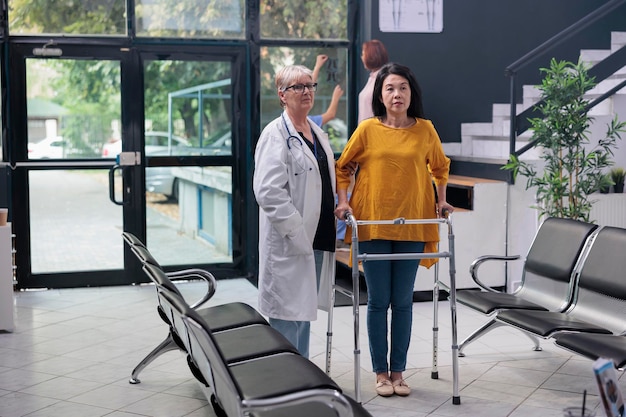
[253,112,336,321]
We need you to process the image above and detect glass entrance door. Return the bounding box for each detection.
[13,44,244,289]
[25,56,126,283]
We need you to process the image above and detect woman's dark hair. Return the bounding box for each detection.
[362,40,389,71]
[372,63,425,119]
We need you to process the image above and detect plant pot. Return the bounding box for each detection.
[615,182,624,193]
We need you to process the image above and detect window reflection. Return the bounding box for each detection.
[143,61,233,157]
[136,0,244,38]
[260,47,349,153]
[260,0,348,40]
[8,0,126,35]
[27,59,121,160]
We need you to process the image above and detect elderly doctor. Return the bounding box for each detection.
[253,65,336,358]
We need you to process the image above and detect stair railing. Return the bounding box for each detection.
[505,0,626,161]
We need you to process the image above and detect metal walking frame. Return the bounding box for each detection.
[325,213,461,405]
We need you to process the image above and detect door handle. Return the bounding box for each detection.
[108,152,140,206]
[108,164,125,206]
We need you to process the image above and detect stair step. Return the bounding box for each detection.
[492,103,524,118]
[580,49,612,66]
[612,32,626,52]
[454,31,626,174]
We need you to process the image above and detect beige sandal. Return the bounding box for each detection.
[375,379,394,397]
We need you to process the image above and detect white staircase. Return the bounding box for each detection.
[431,32,626,294]
[444,31,626,167]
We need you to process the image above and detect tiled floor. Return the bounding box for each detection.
[0,278,619,417]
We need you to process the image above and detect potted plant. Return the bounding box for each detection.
[504,58,626,222]
[611,167,625,193]
[599,173,614,194]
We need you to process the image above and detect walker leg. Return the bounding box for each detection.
[432,261,440,379]
[352,240,362,403]
[352,272,361,403]
[447,226,461,404]
[326,283,335,374]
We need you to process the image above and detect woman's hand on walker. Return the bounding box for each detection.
[334,203,352,221]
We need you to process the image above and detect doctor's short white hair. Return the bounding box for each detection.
[275,65,313,92]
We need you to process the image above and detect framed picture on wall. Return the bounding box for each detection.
[379,0,443,33]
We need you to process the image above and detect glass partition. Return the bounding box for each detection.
[144,59,234,266]
[260,0,348,40]
[260,46,349,152]
[29,170,123,273]
[8,0,126,35]
[27,59,121,160]
[136,0,244,38]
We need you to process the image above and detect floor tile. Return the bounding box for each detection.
[0,278,615,417]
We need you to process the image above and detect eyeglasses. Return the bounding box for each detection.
[283,83,318,93]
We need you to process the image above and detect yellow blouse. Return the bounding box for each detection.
[336,117,450,268]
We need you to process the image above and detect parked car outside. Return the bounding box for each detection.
[145,130,232,200]
[28,136,69,159]
[101,131,191,158]
[102,130,231,201]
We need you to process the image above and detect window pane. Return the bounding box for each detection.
[146,167,232,266]
[261,47,349,153]
[27,59,121,160]
[260,0,348,40]
[8,0,126,36]
[143,60,232,156]
[29,170,123,273]
[144,59,234,266]
[136,0,244,39]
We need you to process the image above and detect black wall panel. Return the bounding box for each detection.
[365,0,626,144]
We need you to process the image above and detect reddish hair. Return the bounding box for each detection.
[362,40,389,71]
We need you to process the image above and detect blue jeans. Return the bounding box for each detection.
[269,318,311,358]
[268,250,324,359]
[359,240,425,373]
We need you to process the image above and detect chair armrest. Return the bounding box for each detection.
[242,389,354,417]
[470,255,520,293]
[167,268,217,309]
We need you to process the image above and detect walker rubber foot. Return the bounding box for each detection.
[431,371,439,379]
[453,396,461,405]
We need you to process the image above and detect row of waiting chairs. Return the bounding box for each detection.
[455,217,626,368]
[122,232,372,417]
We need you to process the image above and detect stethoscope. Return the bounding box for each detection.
[282,112,317,175]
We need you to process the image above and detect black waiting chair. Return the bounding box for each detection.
[497,226,626,339]
[122,233,270,384]
[455,217,598,356]
[554,333,626,369]
[151,265,298,363]
[162,288,372,417]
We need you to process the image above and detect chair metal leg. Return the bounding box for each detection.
[523,331,543,352]
[458,319,504,357]
[458,318,543,357]
[129,333,179,384]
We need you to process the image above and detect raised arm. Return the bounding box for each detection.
[321,85,344,125]
[312,54,328,83]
